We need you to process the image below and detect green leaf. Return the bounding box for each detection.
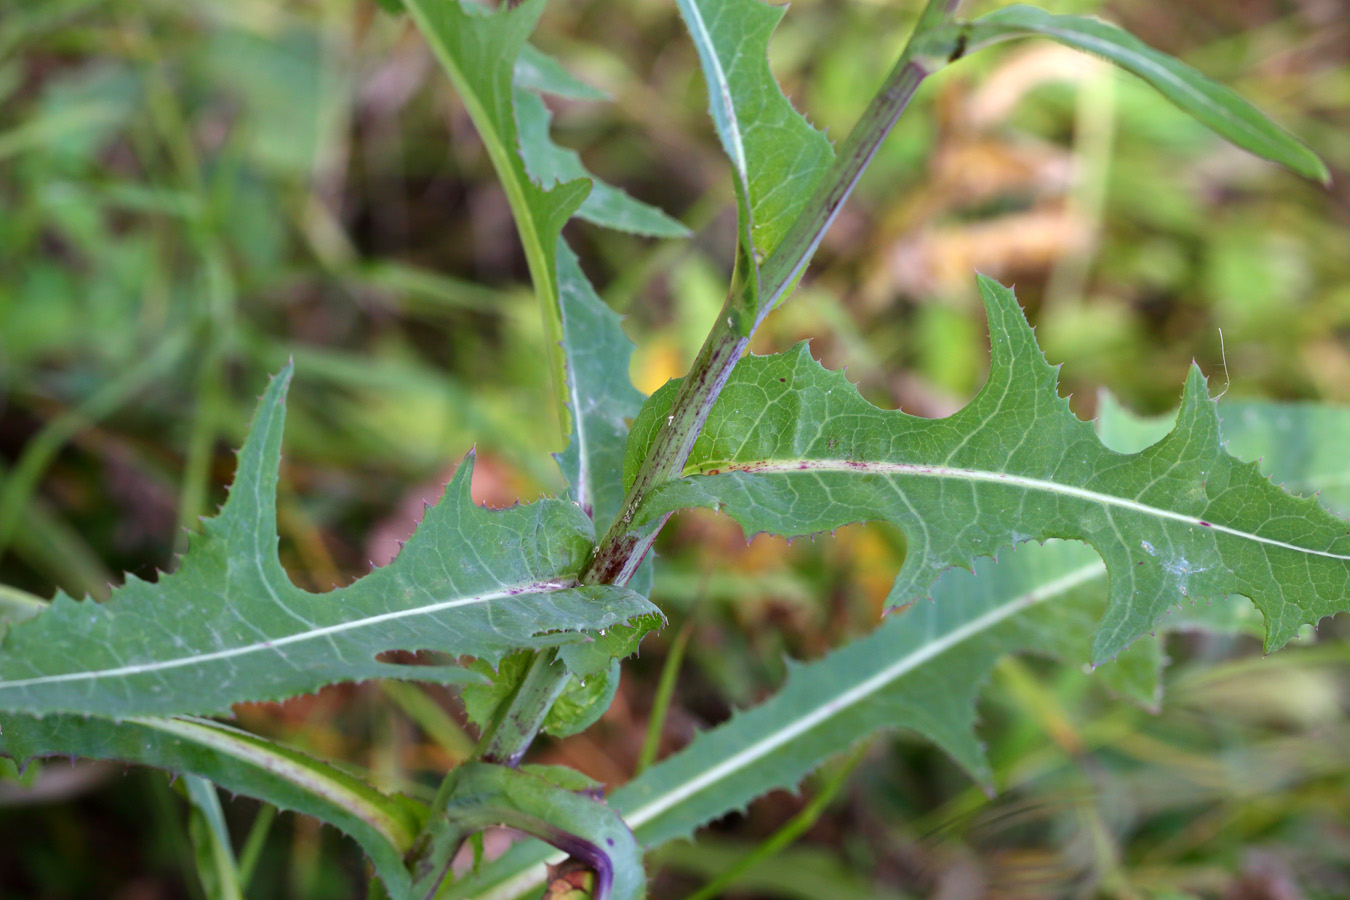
[516,45,608,101]
[401,0,590,418]
[0,584,45,641]
[674,0,834,309]
[517,92,688,238]
[401,0,686,431]
[627,275,1350,662]
[1099,392,1350,517]
[0,365,657,718]
[554,243,648,527]
[0,713,423,898]
[946,5,1329,183]
[436,540,1142,900]
[410,762,644,900]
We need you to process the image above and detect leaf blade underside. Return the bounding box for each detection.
[627,276,1350,662]
[0,366,657,718]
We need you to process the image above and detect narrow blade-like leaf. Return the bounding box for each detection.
[0,366,656,718]
[947,5,1328,183]
[627,276,1350,661]
[0,714,423,897]
[181,774,246,900]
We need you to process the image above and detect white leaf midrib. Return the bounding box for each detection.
[0,578,576,692]
[472,558,1109,900]
[701,459,1350,562]
[676,0,749,185]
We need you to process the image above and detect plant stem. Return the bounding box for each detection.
[473,646,572,767]
[410,3,958,890]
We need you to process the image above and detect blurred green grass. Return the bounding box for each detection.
[1,0,1347,897]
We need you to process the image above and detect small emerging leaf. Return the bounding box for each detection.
[463,652,621,739]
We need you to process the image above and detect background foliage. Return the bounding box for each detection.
[1,0,1348,897]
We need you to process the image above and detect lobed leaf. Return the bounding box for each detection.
[0,365,657,718]
[402,0,685,427]
[945,5,1329,183]
[517,93,688,239]
[627,276,1350,662]
[426,391,1350,900]
[0,713,423,897]
[515,44,609,102]
[674,0,834,309]
[1100,392,1350,515]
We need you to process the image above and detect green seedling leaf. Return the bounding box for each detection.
[945,5,1329,183]
[627,276,1350,662]
[409,762,643,900]
[674,0,834,312]
[517,93,688,238]
[0,714,423,898]
[0,365,657,719]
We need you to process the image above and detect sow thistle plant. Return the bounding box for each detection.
[0,0,1341,898]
